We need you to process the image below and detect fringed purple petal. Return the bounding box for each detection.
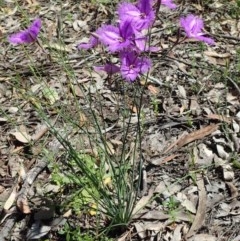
[8,18,41,44]
[180,15,214,45]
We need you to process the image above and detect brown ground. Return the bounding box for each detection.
[0,0,240,240]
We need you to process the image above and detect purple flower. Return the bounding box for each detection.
[133,33,159,52]
[118,0,155,31]
[120,51,151,81]
[133,32,148,52]
[180,15,215,45]
[161,0,177,9]
[96,20,134,53]
[78,35,99,50]
[8,18,41,44]
[94,63,120,75]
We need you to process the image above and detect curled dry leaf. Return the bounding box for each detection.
[4,186,18,210]
[177,124,219,153]
[186,174,207,238]
[164,124,219,154]
[11,131,31,143]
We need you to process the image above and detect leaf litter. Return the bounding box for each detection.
[0,0,240,240]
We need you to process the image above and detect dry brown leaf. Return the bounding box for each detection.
[172,224,183,241]
[4,187,18,210]
[204,51,230,66]
[179,105,185,115]
[177,85,187,99]
[177,124,219,149]
[161,154,179,164]
[63,209,72,218]
[19,165,27,180]
[176,62,188,74]
[154,178,181,197]
[79,112,88,127]
[177,193,197,214]
[74,85,84,97]
[134,222,146,239]
[163,132,186,154]
[222,164,234,182]
[141,210,169,220]
[73,20,88,32]
[32,124,49,141]
[17,198,31,214]
[129,104,138,113]
[206,114,232,123]
[11,131,31,143]
[132,186,155,216]
[164,124,219,153]
[0,185,4,194]
[148,85,160,95]
[190,97,201,115]
[204,51,231,58]
[205,56,217,65]
[11,146,24,154]
[186,173,207,238]
[226,182,238,199]
[106,141,115,155]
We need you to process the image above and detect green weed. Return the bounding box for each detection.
[163,196,180,222]
[58,222,113,241]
